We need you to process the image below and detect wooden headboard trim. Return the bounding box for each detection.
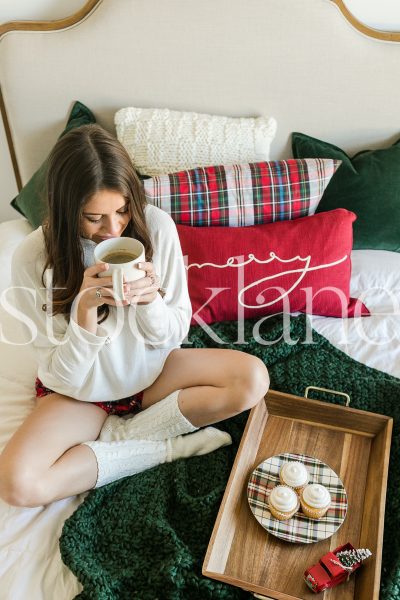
[0,0,399,41]
[0,0,399,193]
[0,0,102,190]
[332,0,400,42]
[0,85,21,190]
[0,0,101,37]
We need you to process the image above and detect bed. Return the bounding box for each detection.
[0,1,399,599]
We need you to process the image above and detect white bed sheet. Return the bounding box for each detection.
[311,249,400,380]
[0,220,82,600]
[0,220,399,600]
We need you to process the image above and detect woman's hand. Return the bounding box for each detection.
[77,263,130,310]
[73,263,129,334]
[124,262,161,305]
[72,262,160,334]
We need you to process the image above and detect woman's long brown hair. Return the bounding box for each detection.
[42,124,153,322]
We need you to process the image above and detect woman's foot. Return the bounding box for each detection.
[167,427,232,461]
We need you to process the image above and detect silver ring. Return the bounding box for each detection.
[95,288,102,299]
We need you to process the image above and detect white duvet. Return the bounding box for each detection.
[0,219,399,600]
[311,248,400,379]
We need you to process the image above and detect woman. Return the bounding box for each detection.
[0,124,269,507]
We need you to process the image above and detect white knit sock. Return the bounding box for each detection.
[166,427,232,462]
[84,427,232,488]
[84,438,167,488]
[99,390,198,442]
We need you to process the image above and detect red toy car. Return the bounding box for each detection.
[304,543,363,593]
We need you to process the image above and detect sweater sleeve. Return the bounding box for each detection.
[10,230,109,393]
[133,207,192,348]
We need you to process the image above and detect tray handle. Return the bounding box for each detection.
[304,386,350,407]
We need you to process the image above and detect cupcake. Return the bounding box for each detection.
[268,485,300,521]
[280,461,309,493]
[300,484,331,519]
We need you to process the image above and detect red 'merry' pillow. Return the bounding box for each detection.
[177,209,369,326]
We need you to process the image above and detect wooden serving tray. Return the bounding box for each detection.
[203,389,393,600]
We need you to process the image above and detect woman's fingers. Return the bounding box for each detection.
[138,261,153,274]
[128,259,160,292]
[84,263,110,277]
[87,276,113,289]
[93,286,116,298]
[126,283,159,304]
[125,280,158,294]
[100,296,129,307]
[79,260,160,308]
[138,262,160,284]
[127,276,158,291]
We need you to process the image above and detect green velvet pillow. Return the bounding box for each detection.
[292,132,400,252]
[11,101,96,228]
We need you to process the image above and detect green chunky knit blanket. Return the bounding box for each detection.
[60,315,400,600]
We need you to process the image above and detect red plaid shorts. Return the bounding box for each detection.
[35,377,143,416]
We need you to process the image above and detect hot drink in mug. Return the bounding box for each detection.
[101,251,139,264]
[94,237,145,301]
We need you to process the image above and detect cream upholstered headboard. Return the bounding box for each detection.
[1,0,400,192]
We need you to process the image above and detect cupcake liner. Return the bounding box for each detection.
[300,499,330,520]
[268,501,299,521]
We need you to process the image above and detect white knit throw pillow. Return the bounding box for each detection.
[115,107,277,176]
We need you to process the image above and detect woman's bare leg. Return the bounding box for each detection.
[0,349,268,506]
[142,348,269,427]
[0,394,107,507]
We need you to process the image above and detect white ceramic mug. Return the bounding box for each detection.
[94,237,145,301]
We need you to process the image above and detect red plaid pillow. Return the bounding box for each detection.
[177,209,369,325]
[144,159,341,226]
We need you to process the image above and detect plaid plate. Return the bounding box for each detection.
[143,159,341,226]
[247,452,347,544]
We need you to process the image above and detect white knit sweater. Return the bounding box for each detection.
[11,205,192,402]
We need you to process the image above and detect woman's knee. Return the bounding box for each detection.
[0,460,45,508]
[229,352,270,412]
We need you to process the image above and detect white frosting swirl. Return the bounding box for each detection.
[280,461,308,487]
[302,484,331,508]
[269,485,298,512]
